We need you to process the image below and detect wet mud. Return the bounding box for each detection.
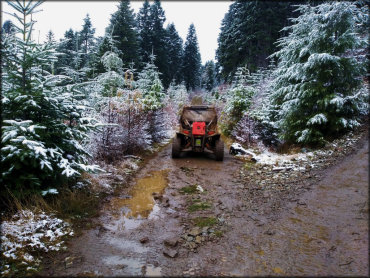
[40,138,369,276]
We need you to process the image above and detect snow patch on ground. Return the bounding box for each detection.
[41,188,59,196]
[232,131,362,171]
[1,210,73,274]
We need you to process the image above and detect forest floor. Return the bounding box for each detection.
[39,130,368,276]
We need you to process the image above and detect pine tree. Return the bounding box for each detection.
[269,2,368,145]
[106,0,140,68]
[137,54,165,111]
[44,30,57,74]
[79,14,96,69]
[182,24,202,91]
[201,60,216,91]
[90,34,121,77]
[92,51,126,160]
[137,0,174,88]
[55,29,77,73]
[235,65,280,147]
[45,30,55,44]
[149,0,169,87]
[165,23,184,84]
[1,1,99,194]
[136,54,168,143]
[216,1,295,81]
[137,0,152,64]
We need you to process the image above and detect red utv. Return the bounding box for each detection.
[171,105,224,161]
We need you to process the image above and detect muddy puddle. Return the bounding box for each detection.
[48,169,171,276]
[110,169,169,220]
[100,170,169,275]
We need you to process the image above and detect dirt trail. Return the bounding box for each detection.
[41,139,368,276]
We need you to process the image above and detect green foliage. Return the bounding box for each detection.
[136,55,165,111]
[220,67,255,135]
[106,0,140,68]
[89,34,122,78]
[232,65,281,146]
[149,0,170,87]
[137,0,174,88]
[216,1,295,81]
[2,20,15,35]
[201,60,216,92]
[182,24,202,91]
[165,23,184,85]
[269,2,368,145]
[179,185,198,194]
[188,201,211,212]
[55,28,79,73]
[193,217,217,228]
[79,14,96,68]
[137,0,152,63]
[96,52,125,97]
[1,1,100,194]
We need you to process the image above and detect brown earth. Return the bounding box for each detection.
[40,137,369,277]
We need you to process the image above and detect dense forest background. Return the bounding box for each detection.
[1,0,368,202]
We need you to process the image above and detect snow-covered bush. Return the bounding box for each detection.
[232,111,281,148]
[231,65,281,147]
[220,67,255,135]
[136,55,165,111]
[269,2,368,145]
[114,90,152,154]
[0,210,73,275]
[136,55,170,144]
[166,82,189,112]
[89,50,153,160]
[1,1,100,193]
[231,114,256,147]
[163,83,189,130]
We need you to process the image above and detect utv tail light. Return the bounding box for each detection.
[208,131,215,135]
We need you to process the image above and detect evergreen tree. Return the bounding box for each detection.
[92,51,126,160]
[165,23,184,84]
[79,14,96,68]
[137,0,152,64]
[1,1,99,194]
[45,30,55,44]
[216,1,295,81]
[201,60,216,91]
[149,0,170,87]
[136,54,168,143]
[106,0,140,68]
[137,0,174,87]
[182,24,202,91]
[91,34,121,77]
[137,54,165,111]
[269,2,368,145]
[55,29,77,71]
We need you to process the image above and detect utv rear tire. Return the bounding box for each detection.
[215,139,224,161]
[172,137,181,158]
